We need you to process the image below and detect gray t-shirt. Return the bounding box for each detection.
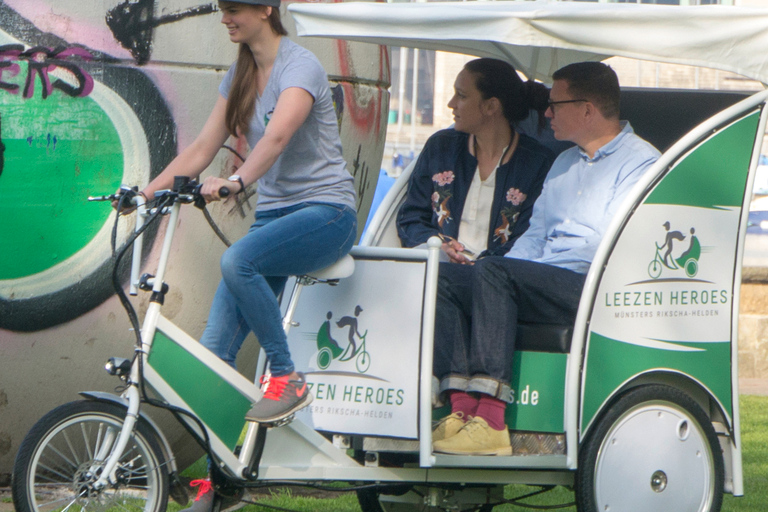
[219,37,356,211]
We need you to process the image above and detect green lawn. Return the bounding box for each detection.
[173,395,768,511]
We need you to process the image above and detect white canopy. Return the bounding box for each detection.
[289,1,768,85]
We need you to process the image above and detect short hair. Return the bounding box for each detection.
[552,62,620,119]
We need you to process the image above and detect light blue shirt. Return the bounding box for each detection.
[505,122,660,274]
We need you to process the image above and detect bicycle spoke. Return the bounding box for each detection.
[35,460,75,483]
[21,403,166,512]
[35,490,81,512]
[81,422,95,462]
[62,428,84,469]
[48,436,80,472]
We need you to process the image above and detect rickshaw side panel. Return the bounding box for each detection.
[432,351,567,434]
[581,109,762,432]
[286,258,426,439]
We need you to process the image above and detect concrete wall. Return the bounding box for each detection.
[0,0,389,480]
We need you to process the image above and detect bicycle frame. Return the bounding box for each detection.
[93,192,265,489]
[92,187,445,491]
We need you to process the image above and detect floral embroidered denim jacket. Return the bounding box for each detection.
[397,128,555,257]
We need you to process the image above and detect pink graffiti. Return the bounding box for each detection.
[332,0,388,133]
[4,0,132,59]
[291,0,388,134]
[0,44,94,99]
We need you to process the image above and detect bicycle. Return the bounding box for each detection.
[10,177,357,512]
[316,328,370,373]
[648,236,700,279]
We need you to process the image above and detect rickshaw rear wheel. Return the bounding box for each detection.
[357,488,385,512]
[317,347,333,369]
[685,258,699,278]
[357,486,467,511]
[575,384,723,512]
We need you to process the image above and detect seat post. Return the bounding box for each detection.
[281,277,308,336]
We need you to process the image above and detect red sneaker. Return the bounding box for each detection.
[245,372,313,423]
[179,479,213,512]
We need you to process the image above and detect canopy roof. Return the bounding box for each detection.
[288,1,768,85]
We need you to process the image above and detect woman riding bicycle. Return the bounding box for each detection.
[137,2,357,507]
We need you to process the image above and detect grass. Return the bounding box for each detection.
[172,395,768,511]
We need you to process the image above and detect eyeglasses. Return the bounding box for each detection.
[546,98,588,113]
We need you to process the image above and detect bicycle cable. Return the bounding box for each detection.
[233,480,574,510]
[109,191,220,467]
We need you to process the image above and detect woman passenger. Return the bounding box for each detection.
[396,58,556,263]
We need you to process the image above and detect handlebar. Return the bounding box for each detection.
[89,182,231,206]
[90,178,232,295]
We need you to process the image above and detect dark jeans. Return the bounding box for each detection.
[433,257,586,401]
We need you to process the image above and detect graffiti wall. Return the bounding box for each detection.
[0,0,389,479]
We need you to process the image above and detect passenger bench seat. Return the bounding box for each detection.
[515,323,573,353]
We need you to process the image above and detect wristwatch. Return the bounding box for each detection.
[227,174,245,193]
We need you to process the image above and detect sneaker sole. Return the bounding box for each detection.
[245,393,313,424]
[433,445,513,456]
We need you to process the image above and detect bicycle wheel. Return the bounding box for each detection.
[648,258,662,279]
[12,400,169,512]
[356,350,372,373]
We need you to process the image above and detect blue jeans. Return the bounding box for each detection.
[200,202,357,376]
[433,257,585,401]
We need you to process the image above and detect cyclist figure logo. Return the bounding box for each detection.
[315,305,371,373]
[648,222,701,279]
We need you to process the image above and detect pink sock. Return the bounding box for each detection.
[475,395,507,431]
[449,391,478,418]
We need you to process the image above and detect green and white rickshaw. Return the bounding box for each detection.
[274,2,768,511]
[12,2,768,512]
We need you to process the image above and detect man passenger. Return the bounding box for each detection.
[431,62,661,455]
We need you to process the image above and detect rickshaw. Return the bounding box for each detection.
[11,2,768,512]
[649,225,701,279]
[316,308,371,372]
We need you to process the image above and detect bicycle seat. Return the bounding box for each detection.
[305,254,355,281]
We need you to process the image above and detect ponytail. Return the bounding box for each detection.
[464,58,551,133]
[523,79,550,132]
[226,44,258,137]
[224,6,288,137]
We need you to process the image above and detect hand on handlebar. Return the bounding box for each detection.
[108,186,147,213]
[200,176,238,202]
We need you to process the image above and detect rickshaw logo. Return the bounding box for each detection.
[648,222,701,279]
[315,305,371,373]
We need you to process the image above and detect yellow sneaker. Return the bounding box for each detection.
[432,412,467,442]
[432,417,512,456]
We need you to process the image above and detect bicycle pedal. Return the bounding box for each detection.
[265,414,295,428]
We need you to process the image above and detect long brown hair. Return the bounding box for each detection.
[225,6,288,136]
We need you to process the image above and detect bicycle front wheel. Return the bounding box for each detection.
[12,400,169,512]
